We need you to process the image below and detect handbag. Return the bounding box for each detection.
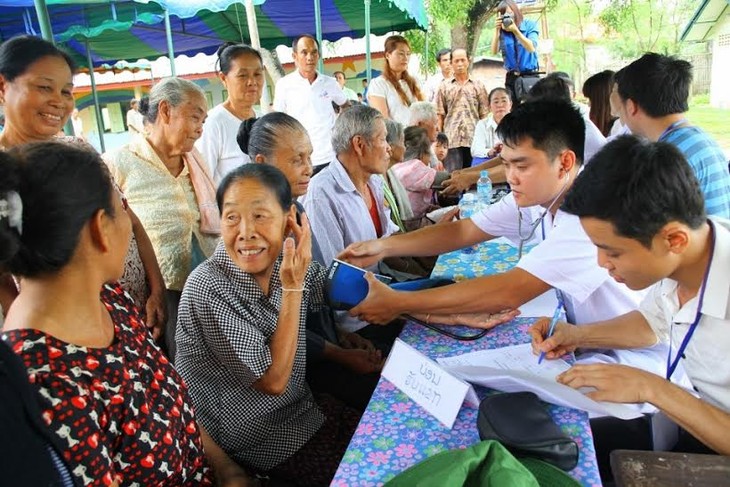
[477,391,579,471]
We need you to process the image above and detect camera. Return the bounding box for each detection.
[501,14,513,28]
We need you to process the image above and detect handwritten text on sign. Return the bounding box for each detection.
[381,339,469,428]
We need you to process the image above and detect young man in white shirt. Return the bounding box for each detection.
[425,48,452,103]
[338,100,665,375]
[531,135,730,458]
[273,35,350,173]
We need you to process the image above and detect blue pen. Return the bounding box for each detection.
[538,292,565,364]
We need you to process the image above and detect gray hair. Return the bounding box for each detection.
[409,101,437,126]
[140,77,205,124]
[384,119,403,146]
[331,105,384,154]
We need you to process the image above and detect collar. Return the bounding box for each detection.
[295,69,320,85]
[330,157,383,199]
[485,113,499,131]
[127,134,189,177]
[659,218,730,322]
[448,76,473,85]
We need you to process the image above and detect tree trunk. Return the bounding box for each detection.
[449,0,500,59]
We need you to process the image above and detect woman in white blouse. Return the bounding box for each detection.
[471,87,512,161]
[195,42,264,184]
[367,35,424,126]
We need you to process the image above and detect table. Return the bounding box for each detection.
[331,242,602,486]
[610,450,730,486]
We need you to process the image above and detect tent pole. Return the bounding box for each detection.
[244,0,270,113]
[33,0,54,42]
[164,8,177,76]
[85,39,106,153]
[365,0,372,83]
[314,0,324,72]
[424,29,429,77]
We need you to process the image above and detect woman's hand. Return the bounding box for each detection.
[144,286,167,341]
[337,329,377,353]
[416,309,520,330]
[280,213,312,290]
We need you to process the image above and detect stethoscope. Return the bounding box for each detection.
[517,171,572,259]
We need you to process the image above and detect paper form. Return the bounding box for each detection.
[437,343,644,420]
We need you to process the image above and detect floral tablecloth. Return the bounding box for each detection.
[331,241,602,486]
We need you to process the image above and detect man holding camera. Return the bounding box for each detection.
[491,0,539,104]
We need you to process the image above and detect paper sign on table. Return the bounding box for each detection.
[437,343,643,420]
[381,339,470,428]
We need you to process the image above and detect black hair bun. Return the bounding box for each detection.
[138,96,150,116]
[236,116,259,155]
[216,42,238,59]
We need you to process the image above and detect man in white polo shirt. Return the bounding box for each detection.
[338,99,666,376]
[532,135,730,457]
[274,34,350,173]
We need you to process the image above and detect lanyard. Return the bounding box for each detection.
[666,220,716,380]
[658,119,688,142]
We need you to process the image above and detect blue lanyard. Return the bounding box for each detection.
[658,119,687,142]
[666,220,715,380]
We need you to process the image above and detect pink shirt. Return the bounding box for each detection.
[391,159,437,218]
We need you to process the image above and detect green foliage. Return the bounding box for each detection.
[429,0,477,24]
[403,27,447,74]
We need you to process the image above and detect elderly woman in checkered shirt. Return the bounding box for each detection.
[175,164,361,486]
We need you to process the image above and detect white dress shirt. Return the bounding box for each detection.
[195,104,252,185]
[273,71,347,167]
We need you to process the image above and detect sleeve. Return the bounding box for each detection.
[435,84,447,116]
[583,118,607,164]
[302,193,345,267]
[272,78,287,112]
[477,82,489,120]
[516,215,611,305]
[32,373,116,485]
[524,20,540,48]
[331,79,349,106]
[471,120,490,158]
[179,275,272,386]
[637,284,670,344]
[367,77,389,99]
[393,160,436,192]
[194,118,222,180]
[470,192,524,242]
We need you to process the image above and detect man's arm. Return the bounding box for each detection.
[350,266,549,324]
[338,218,492,268]
[530,311,659,360]
[558,363,730,456]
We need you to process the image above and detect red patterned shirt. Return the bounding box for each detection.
[1,283,213,486]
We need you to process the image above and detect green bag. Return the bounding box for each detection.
[384,440,581,487]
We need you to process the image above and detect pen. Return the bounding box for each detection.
[538,294,564,364]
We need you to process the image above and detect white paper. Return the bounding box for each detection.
[518,291,561,318]
[437,344,643,420]
[382,339,470,428]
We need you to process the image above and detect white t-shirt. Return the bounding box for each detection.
[471,114,500,158]
[273,71,347,167]
[195,104,251,185]
[583,114,607,165]
[367,75,420,126]
[471,193,667,377]
[425,72,447,103]
[639,217,730,411]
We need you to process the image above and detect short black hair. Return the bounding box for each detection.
[333,71,345,78]
[614,53,692,117]
[436,132,449,146]
[215,42,263,74]
[0,35,77,81]
[436,48,452,63]
[526,74,571,103]
[497,99,585,164]
[0,142,116,277]
[563,135,706,248]
[217,163,292,212]
[292,34,319,52]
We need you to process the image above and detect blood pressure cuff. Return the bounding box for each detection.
[477,391,579,471]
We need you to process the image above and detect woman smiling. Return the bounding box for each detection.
[175,164,359,486]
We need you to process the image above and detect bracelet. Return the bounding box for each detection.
[282,287,306,292]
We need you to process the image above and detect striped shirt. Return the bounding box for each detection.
[661,125,730,219]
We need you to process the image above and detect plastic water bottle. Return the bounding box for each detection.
[459,193,479,262]
[477,170,493,206]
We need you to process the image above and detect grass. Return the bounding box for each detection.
[687,95,730,154]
